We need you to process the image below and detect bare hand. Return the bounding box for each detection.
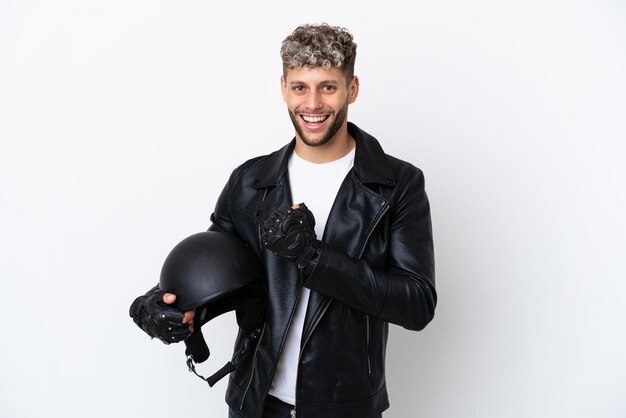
[163,292,196,333]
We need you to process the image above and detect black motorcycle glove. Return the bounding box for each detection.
[261,203,321,277]
[129,285,191,344]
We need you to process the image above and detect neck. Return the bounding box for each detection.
[294,127,355,164]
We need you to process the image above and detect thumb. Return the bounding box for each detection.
[162,293,177,304]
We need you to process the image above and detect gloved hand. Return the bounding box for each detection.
[261,203,321,276]
[129,285,191,344]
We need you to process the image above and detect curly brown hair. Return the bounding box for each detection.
[280,23,357,80]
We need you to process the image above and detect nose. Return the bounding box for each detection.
[304,90,323,111]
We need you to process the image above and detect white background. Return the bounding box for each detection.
[1,1,625,417]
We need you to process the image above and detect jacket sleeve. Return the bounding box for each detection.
[208,167,241,236]
[208,156,265,236]
[209,162,249,238]
[304,169,436,331]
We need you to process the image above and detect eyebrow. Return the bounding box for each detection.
[289,79,341,86]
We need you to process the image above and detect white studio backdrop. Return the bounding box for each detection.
[1,1,625,417]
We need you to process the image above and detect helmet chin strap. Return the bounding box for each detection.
[183,327,231,387]
[185,328,210,362]
[183,321,261,387]
[184,330,236,387]
[180,285,267,388]
[186,354,236,387]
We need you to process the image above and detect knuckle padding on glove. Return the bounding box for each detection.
[129,285,191,344]
[261,204,316,259]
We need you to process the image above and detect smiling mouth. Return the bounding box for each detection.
[301,114,330,123]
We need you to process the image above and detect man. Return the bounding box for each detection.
[131,23,436,418]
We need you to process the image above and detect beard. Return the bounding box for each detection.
[288,103,348,147]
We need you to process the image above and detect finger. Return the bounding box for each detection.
[182,308,196,324]
[292,203,300,209]
[167,326,191,339]
[163,293,176,304]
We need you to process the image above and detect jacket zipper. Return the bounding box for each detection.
[239,323,266,410]
[256,188,269,254]
[255,286,301,414]
[357,204,390,259]
[359,205,388,375]
[365,314,372,374]
[288,289,313,418]
[291,203,390,417]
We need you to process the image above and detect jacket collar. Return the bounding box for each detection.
[251,122,396,188]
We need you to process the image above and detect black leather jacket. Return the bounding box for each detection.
[209,123,436,418]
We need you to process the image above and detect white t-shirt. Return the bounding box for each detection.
[268,147,356,404]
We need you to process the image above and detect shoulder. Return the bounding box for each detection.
[224,141,293,191]
[228,155,265,183]
[385,153,425,184]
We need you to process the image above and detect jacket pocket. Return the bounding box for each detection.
[364,314,372,374]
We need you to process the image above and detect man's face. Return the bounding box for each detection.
[281,66,359,147]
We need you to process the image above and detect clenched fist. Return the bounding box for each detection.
[261,203,321,276]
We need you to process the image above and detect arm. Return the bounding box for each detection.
[305,171,437,330]
[262,170,436,331]
[191,166,243,328]
[305,170,436,331]
[207,167,238,235]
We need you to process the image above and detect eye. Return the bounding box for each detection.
[321,85,337,92]
[291,85,305,93]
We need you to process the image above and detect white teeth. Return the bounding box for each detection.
[302,115,327,123]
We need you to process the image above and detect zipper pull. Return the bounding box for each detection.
[290,409,296,418]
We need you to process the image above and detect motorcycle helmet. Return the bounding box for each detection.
[159,230,265,386]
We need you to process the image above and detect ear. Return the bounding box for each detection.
[347,75,359,104]
[280,74,287,102]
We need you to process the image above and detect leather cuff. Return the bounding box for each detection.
[297,240,321,279]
